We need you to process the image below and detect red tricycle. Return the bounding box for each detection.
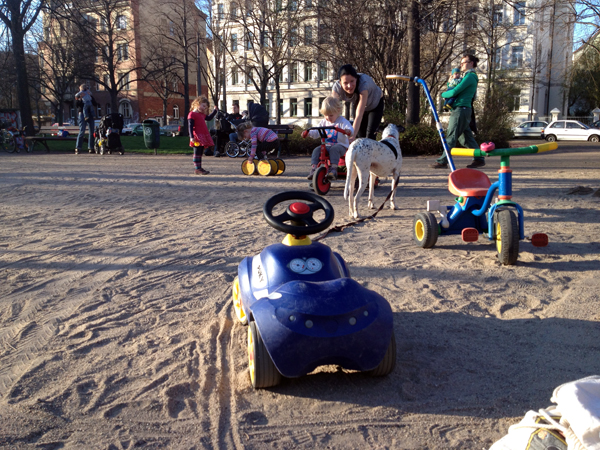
[301,126,352,195]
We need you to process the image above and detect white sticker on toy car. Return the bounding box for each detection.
[251,255,267,288]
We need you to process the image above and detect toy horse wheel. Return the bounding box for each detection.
[495,209,519,265]
[413,212,438,248]
[369,332,396,376]
[248,321,281,389]
[232,277,247,325]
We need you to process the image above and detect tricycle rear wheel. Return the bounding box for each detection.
[413,212,438,248]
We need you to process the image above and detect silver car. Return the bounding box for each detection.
[512,121,548,138]
[541,120,600,142]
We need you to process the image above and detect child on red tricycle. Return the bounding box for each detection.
[302,97,354,180]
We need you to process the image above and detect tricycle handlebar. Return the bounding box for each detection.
[302,126,351,137]
[451,142,558,158]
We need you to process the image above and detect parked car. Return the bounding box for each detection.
[512,120,548,138]
[541,120,600,142]
[122,123,142,136]
[591,120,600,129]
[161,124,183,137]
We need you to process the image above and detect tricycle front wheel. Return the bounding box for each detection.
[312,166,330,195]
[495,209,519,265]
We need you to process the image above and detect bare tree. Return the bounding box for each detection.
[0,0,44,131]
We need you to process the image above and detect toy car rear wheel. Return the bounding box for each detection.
[225,141,239,158]
[248,321,281,389]
[232,276,248,325]
[495,209,519,265]
[313,166,330,195]
[545,134,557,142]
[369,332,396,377]
[413,212,438,248]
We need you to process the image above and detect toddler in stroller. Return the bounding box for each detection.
[94,113,125,155]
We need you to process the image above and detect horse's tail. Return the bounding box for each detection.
[343,143,356,200]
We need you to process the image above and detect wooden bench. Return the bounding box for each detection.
[25,136,78,152]
[266,124,294,156]
[39,125,81,136]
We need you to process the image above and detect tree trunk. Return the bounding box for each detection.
[406,0,420,125]
[11,30,34,132]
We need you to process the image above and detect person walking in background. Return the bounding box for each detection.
[432,54,485,169]
[331,64,384,142]
[74,87,98,155]
[189,96,218,175]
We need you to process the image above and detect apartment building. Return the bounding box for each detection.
[212,0,574,125]
[40,0,208,125]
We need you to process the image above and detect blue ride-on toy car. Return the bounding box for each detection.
[232,191,396,388]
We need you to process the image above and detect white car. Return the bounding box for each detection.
[122,123,142,135]
[512,121,548,138]
[542,120,600,142]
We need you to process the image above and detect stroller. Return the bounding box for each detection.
[94,113,125,155]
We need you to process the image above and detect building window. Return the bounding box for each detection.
[102,45,109,62]
[512,91,521,111]
[261,31,268,47]
[232,70,238,85]
[246,31,253,50]
[230,3,237,18]
[279,68,284,83]
[218,3,224,20]
[304,97,312,117]
[319,97,325,110]
[493,5,503,25]
[290,63,298,82]
[289,0,298,10]
[247,99,254,112]
[117,43,128,61]
[116,15,127,30]
[290,27,298,47]
[304,25,312,45]
[231,34,237,51]
[306,0,312,8]
[246,67,253,85]
[494,47,502,69]
[514,2,525,25]
[511,46,523,68]
[318,61,327,81]
[304,63,312,82]
[103,74,110,90]
[174,104,180,119]
[118,73,130,90]
[97,105,102,117]
[290,98,298,116]
[264,100,270,117]
[119,101,131,118]
[318,23,329,44]
[275,29,283,47]
[278,99,284,116]
[169,21,175,36]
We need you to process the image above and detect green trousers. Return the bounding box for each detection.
[437,107,483,164]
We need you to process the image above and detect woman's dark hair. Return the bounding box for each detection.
[463,54,480,68]
[337,64,359,80]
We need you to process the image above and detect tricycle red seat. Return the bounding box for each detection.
[448,169,492,198]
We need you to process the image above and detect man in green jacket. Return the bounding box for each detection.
[432,54,485,169]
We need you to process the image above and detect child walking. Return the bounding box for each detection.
[303,96,354,180]
[237,122,280,161]
[188,96,218,175]
[443,68,462,111]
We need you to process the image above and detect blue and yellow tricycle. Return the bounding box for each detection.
[387,74,556,265]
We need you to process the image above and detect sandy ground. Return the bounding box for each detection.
[1,142,599,449]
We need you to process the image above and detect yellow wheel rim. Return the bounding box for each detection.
[275,159,285,175]
[248,326,255,385]
[257,160,275,176]
[241,160,256,175]
[232,277,247,324]
[496,222,502,253]
[415,220,425,241]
